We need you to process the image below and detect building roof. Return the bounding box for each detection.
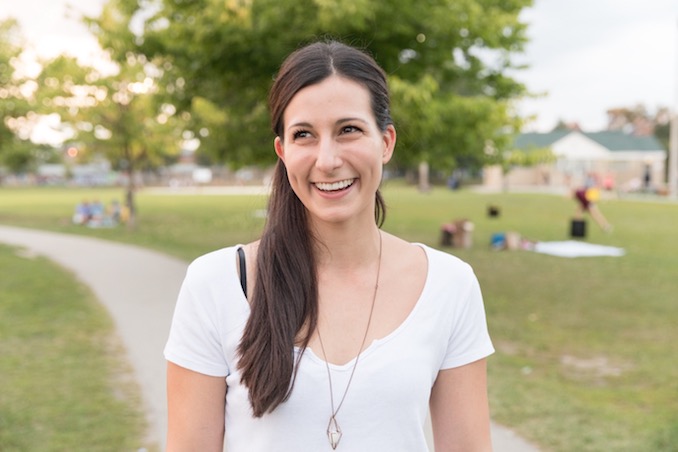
[584,131,664,151]
[514,131,570,149]
[514,130,665,152]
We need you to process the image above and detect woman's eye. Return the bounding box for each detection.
[341,125,361,134]
[292,130,311,140]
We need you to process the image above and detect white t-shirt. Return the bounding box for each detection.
[164,244,494,452]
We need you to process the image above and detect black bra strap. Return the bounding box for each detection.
[237,247,247,298]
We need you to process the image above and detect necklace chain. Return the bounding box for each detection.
[316,231,382,449]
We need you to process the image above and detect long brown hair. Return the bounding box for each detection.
[237,40,393,417]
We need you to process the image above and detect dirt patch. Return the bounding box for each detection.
[560,354,632,384]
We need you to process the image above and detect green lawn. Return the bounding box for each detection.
[0,243,148,451]
[1,184,677,451]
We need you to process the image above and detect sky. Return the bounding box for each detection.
[1,0,677,139]
[514,0,678,132]
[0,0,106,72]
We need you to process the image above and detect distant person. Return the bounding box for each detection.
[602,174,615,191]
[87,199,105,226]
[643,165,652,192]
[72,200,91,225]
[164,40,494,451]
[573,178,612,232]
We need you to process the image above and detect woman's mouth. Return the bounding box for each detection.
[314,179,355,192]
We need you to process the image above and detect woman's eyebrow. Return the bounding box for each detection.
[287,117,368,131]
[336,117,368,125]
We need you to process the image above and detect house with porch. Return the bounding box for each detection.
[483,130,667,192]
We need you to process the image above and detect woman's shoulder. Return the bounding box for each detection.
[185,245,240,282]
[189,240,259,268]
[389,234,472,272]
[189,245,236,266]
[382,232,470,267]
[421,244,472,268]
[186,240,259,286]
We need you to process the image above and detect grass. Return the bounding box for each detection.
[1,184,677,451]
[0,187,267,260]
[0,243,148,451]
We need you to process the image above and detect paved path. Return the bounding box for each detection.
[0,225,540,452]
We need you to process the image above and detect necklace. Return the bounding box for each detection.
[316,232,383,450]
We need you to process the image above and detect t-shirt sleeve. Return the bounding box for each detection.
[440,267,494,369]
[164,260,230,377]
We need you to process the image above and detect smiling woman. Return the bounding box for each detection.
[164,40,494,452]
[273,75,395,227]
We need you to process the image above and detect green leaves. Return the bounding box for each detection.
[0,19,34,172]
[91,0,533,170]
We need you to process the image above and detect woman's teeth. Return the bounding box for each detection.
[315,179,354,192]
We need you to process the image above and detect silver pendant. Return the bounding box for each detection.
[327,415,342,449]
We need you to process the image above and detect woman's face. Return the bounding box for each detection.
[274,75,395,227]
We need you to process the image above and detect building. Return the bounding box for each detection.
[483,130,667,192]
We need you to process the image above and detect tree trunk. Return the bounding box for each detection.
[125,171,137,230]
[418,161,430,192]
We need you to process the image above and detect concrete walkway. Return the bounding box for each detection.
[0,225,539,452]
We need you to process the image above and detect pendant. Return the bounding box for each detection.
[327,415,342,449]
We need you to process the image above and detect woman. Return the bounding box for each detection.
[165,40,494,451]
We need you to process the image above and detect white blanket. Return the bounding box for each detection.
[533,240,625,258]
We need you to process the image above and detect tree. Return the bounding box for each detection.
[0,19,35,175]
[88,0,531,181]
[35,53,185,226]
[606,105,658,137]
[606,104,672,182]
[551,120,581,132]
[606,104,670,147]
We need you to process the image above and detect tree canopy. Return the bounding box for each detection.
[88,0,532,171]
[0,19,36,173]
[606,104,671,151]
[37,53,185,171]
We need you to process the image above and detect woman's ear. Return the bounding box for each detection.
[382,125,396,164]
[274,136,284,161]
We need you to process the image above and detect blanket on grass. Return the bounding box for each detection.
[532,240,625,258]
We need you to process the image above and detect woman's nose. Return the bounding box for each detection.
[315,138,342,172]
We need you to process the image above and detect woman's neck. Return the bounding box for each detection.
[311,221,382,270]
